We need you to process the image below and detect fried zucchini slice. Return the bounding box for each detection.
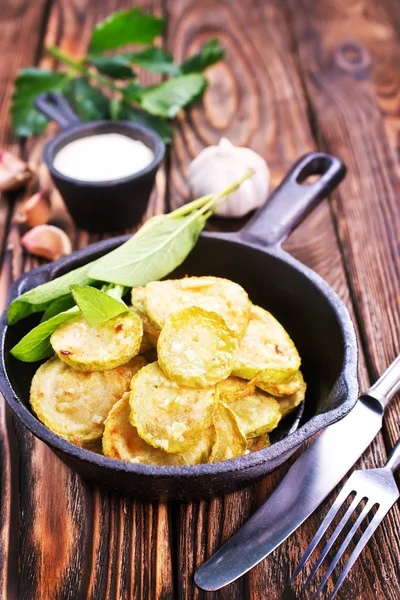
[51,311,143,371]
[278,376,307,417]
[209,402,247,462]
[104,393,216,465]
[232,305,301,384]
[217,376,256,403]
[180,424,216,464]
[229,389,282,438]
[256,371,303,397]
[30,355,145,447]
[247,433,270,452]
[130,287,160,340]
[145,276,251,338]
[158,307,238,388]
[129,362,217,453]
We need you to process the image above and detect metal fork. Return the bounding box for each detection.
[288,438,400,599]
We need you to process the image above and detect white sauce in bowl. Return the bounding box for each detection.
[53,133,154,182]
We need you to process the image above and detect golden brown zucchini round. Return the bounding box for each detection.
[229,389,282,438]
[51,311,143,371]
[129,362,217,453]
[157,306,238,388]
[232,305,301,384]
[30,355,146,447]
[145,276,251,338]
[209,402,247,462]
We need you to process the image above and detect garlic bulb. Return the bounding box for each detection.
[188,138,269,218]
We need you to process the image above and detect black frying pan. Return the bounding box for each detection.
[0,153,359,501]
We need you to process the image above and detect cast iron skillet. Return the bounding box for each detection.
[0,153,359,501]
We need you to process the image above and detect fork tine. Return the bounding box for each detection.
[290,484,355,582]
[327,506,389,600]
[303,492,363,592]
[312,498,375,599]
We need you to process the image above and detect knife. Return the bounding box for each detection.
[195,355,400,591]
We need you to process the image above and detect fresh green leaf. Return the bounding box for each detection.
[89,211,207,287]
[136,74,207,118]
[10,307,79,362]
[89,172,253,286]
[122,82,144,102]
[65,77,109,121]
[116,102,173,143]
[11,68,69,137]
[39,295,75,323]
[180,39,224,74]
[8,262,97,325]
[70,285,127,327]
[90,8,165,53]
[9,174,252,332]
[87,55,135,79]
[125,48,180,75]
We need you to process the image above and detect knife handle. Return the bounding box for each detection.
[366,355,400,409]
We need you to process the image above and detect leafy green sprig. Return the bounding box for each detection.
[9,171,254,363]
[11,8,224,142]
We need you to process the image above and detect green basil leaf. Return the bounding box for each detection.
[8,262,97,325]
[87,55,136,79]
[10,307,79,362]
[11,68,69,137]
[90,8,165,53]
[39,294,75,323]
[70,285,127,327]
[136,73,207,118]
[125,48,180,75]
[65,77,110,121]
[88,211,207,287]
[180,39,225,74]
[115,102,173,143]
[122,82,144,102]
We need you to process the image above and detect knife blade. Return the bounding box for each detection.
[195,356,400,591]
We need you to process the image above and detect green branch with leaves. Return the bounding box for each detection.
[11,8,224,143]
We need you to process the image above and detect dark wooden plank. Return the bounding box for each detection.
[163,1,391,599]
[0,2,58,598]
[283,0,400,597]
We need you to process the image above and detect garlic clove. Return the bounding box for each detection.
[0,150,33,192]
[21,225,72,261]
[188,138,270,219]
[14,191,52,227]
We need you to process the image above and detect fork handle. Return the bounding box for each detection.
[386,439,400,473]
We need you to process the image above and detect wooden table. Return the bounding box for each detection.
[0,1,399,598]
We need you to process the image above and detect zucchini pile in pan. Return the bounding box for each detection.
[30,276,306,465]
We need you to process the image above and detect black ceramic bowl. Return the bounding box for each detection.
[36,93,165,233]
[0,153,359,501]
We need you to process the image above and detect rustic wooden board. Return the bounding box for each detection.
[0,0,399,598]
[284,0,400,597]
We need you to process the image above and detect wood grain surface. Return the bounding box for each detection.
[0,0,399,599]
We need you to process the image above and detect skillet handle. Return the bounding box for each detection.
[35,93,81,129]
[239,152,346,247]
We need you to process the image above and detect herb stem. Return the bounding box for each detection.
[47,45,122,95]
[199,169,255,216]
[47,46,82,70]
[169,195,212,219]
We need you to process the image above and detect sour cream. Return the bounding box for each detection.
[53,133,154,182]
